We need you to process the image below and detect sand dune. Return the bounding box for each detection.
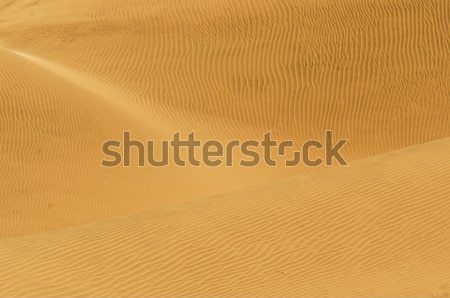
[1,138,450,296]
[2,0,449,149]
[0,0,449,296]
[0,44,302,238]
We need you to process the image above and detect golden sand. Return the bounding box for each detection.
[0,0,449,296]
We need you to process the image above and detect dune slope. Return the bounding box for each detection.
[0,0,449,238]
[0,0,449,296]
[1,138,450,297]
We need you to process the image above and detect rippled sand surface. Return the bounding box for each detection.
[0,0,449,296]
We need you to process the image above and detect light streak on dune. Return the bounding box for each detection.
[0,45,168,134]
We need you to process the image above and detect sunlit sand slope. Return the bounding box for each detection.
[1,138,450,297]
[0,44,306,238]
[0,0,450,296]
[1,0,449,155]
[0,46,298,238]
[0,0,449,238]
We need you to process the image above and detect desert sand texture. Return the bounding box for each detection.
[0,0,449,296]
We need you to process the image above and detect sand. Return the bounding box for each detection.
[0,0,449,296]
